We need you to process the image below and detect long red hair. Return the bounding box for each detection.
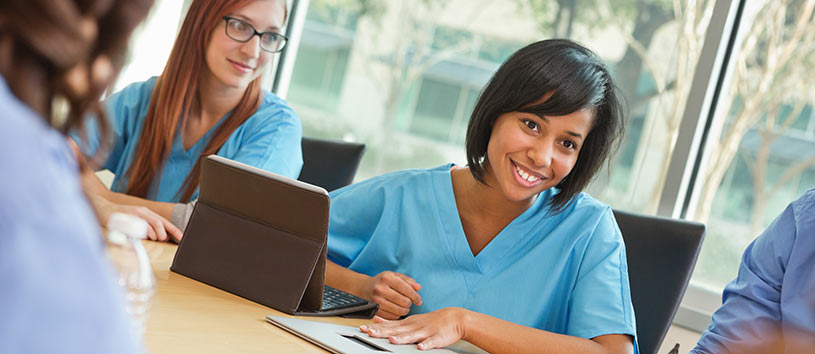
[124,0,282,202]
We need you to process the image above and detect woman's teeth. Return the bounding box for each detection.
[515,164,539,183]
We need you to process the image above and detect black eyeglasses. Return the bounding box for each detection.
[222,16,287,53]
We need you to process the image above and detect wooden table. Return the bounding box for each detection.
[142,241,485,354]
[142,240,367,353]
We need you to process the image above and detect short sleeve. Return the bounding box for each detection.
[229,94,303,179]
[72,78,154,172]
[566,207,637,341]
[326,178,389,267]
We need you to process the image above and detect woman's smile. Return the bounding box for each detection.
[511,159,545,187]
[228,59,253,73]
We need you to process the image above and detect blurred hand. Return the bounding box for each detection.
[360,308,467,350]
[68,138,110,196]
[89,194,182,242]
[70,138,182,242]
[360,271,423,320]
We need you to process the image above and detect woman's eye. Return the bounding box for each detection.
[563,140,576,150]
[232,21,249,32]
[523,119,538,131]
[261,33,277,46]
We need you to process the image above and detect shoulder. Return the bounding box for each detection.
[106,76,158,107]
[558,192,617,231]
[0,81,45,142]
[750,188,815,262]
[102,77,158,129]
[0,84,75,190]
[540,191,622,251]
[791,188,815,230]
[249,91,300,125]
[330,164,451,199]
[0,80,101,247]
[569,192,611,215]
[232,91,302,139]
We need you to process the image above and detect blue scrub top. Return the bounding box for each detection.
[0,76,140,354]
[692,189,815,354]
[328,164,638,347]
[75,77,303,202]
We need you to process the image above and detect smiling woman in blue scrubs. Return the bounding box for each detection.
[326,39,637,353]
[77,0,301,241]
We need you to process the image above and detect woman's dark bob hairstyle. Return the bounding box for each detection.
[465,39,625,212]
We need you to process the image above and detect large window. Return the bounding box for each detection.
[688,0,815,290]
[112,0,814,331]
[114,0,186,91]
[284,0,716,203]
[394,27,523,145]
[286,6,357,113]
[278,0,757,330]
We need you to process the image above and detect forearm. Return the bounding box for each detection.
[103,191,174,221]
[77,165,173,221]
[84,192,114,227]
[461,310,633,354]
[325,260,371,298]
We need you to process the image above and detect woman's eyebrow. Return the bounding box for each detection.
[231,13,281,32]
[538,116,584,138]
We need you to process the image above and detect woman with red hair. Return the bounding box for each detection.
[77,0,300,241]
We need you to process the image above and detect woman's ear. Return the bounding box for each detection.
[90,55,113,92]
[63,62,90,98]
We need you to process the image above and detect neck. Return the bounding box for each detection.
[453,165,535,222]
[192,70,246,123]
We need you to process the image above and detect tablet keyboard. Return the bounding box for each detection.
[321,286,369,311]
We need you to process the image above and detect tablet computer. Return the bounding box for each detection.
[171,155,377,318]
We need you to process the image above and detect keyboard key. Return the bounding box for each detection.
[321,286,369,311]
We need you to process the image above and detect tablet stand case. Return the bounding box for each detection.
[171,156,377,318]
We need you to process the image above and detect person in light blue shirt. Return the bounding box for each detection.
[0,0,152,353]
[326,40,637,354]
[692,189,815,354]
[81,76,302,203]
[76,0,300,241]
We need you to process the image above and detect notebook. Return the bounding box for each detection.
[170,155,378,318]
[266,316,476,354]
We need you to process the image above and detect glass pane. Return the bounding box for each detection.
[409,78,461,141]
[286,0,714,196]
[114,0,186,91]
[689,0,815,290]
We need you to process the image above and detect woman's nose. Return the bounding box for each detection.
[240,35,261,58]
[528,143,553,167]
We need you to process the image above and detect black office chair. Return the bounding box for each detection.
[298,137,366,192]
[613,209,705,354]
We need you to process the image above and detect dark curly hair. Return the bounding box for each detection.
[465,39,625,212]
[0,0,153,136]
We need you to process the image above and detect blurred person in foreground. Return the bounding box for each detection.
[0,0,154,353]
[691,188,815,354]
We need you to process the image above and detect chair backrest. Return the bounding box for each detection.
[298,137,366,192]
[613,209,705,354]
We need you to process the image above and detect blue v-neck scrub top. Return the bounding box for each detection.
[75,77,303,202]
[328,164,638,348]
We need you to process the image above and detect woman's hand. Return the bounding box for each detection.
[88,194,182,242]
[69,138,182,242]
[360,271,423,320]
[360,308,468,350]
